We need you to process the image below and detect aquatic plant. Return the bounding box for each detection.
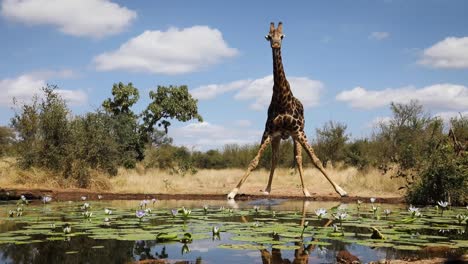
[83,211,93,218]
[135,210,146,220]
[253,206,260,214]
[16,206,23,217]
[181,207,191,218]
[151,198,157,205]
[81,203,90,211]
[315,208,327,220]
[104,208,112,215]
[81,196,87,201]
[42,195,52,204]
[170,209,178,217]
[437,201,449,216]
[98,195,103,200]
[139,200,149,209]
[63,224,71,234]
[144,208,152,214]
[383,209,391,219]
[370,197,376,203]
[408,205,421,218]
[17,195,28,205]
[8,210,14,217]
[333,211,348,235]
[203,205,209,214]
[456,214,467,224]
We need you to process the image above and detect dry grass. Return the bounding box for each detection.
[110,163,405,197]
[1,157,405,197]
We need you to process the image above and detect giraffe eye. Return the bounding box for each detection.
[280,35,284,39]
[265,35,271,40]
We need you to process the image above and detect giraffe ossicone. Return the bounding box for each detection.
[227,22,348,200]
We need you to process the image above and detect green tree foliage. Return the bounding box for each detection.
[102,82,144,165]
[315,121,349,166]
[0,126,15,156]
[142,85,203,134]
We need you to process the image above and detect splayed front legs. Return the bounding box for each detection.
[227,137,272,199]
[294,140,311,197]
[294,132,348,197]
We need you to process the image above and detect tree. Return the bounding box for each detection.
[315,121,349,166]
[102,82,139,116]
[102,82,143,166]
[0,126,14,156]
[142,85,203,134]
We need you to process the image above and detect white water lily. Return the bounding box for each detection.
[371,205,378,213]
[334,211,348,220]
[81,203,90,211]
[144,208,152,214]
[104,208,112,215]
[63,225,71,234]
[182,207,191,218]
[139,200,149,208]
[83,211,93,218]
[408,205,421,218]
[212,226,220,234]
[315,208,327,219]
[357,200,363,205]
[42,196,52,204]
[437,201,449,208]
[98,195,103,200]
[384,209,391,216]
[81,196,87,201]
[370,197,376,203]
[456,214,467,224]
[253,206,260,212]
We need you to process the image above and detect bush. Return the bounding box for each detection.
[0,126,14,156]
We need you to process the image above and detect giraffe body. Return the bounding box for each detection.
[227,22,347,199]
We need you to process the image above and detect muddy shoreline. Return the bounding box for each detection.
[0,187,405,203]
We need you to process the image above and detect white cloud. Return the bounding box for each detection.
[235,119,252,127]
[434,111,468,124]
[369,31,390,40]
[336,84,468,110]
[419,37,468,69]
[192,75,324,111]
[0,72,87,106]
[1,0,136,38]
[171,121,262,150]
[367,116,392,128]
[93,26,238,74]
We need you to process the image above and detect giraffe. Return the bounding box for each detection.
[227,22,347,199]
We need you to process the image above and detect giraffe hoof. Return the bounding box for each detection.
[260,190,270,195]
[336,186,348,197]
[227,189,238,200]
[303,190,311,197]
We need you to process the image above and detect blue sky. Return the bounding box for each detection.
[1,0,467,150]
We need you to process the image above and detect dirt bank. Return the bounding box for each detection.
[0,187,404,203]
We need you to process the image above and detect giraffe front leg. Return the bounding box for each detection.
[294,139,311,197]
[296,132,348,197]
[261,136,280,195]
[228,136,272,199]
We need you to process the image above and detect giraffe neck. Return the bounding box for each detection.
[272,48,292,103]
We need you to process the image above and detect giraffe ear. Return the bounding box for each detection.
[277,22,283,34]
[269,22,275,33]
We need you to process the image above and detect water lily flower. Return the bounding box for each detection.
[144,208,152,214]
[83,211,93,218]
[50,223,55,229]
[81,196,87,201]
[334,211,348,220]
[135,210,146,219]
[253,221,260,227]
[456,214,467,224]
[103,217,111,226]
[98,195,103,200]
[384,209,391,217]
[304,221,309,228]
[151,198,157,205]
[212,226,220,235]
[63,224,71,234]
[182,207,191,218]
[408,205,421,218]
[81,203,90,211]
[139,200,149,209]
[18,195,28,205]
[16,206,23,217]
[8,210,14,217]
[42,196,52,204]
[332,224,338,232]
[181,243,190,255]
[203,205,209,214]
[357,200,363,205]
[219,206,225,211]
[253,206,260,213]
[371,205,378,213]
[437,201,449,208]
[104,208,112,215]
[317,246,328,256]
[315,208,327,220]
[370,197,376,203]
[170,209,178,217]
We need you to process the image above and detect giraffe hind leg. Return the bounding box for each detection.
[227,136,272,199]
[295,132,348,197]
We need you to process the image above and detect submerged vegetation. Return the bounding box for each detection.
[0,83,466,205]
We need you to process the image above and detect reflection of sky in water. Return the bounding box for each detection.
[0,199,463,263]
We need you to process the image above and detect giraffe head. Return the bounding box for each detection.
[265,22,284,49]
